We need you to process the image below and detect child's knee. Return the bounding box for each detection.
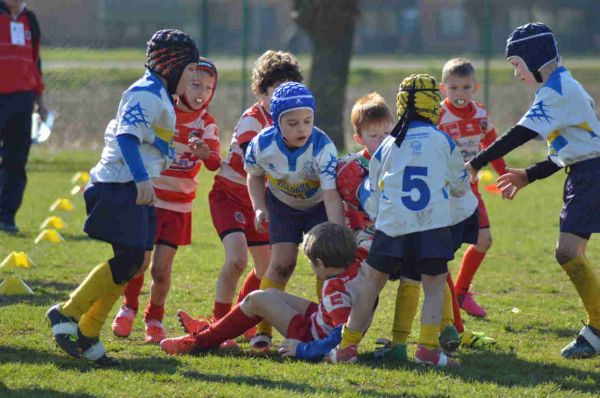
[476,230,493,252]
[225,253,248,273]
[109,246,147,284]
[271,261,296,280]
[151,265,171,285]
[555,245,579,265]
[243,290,266,309]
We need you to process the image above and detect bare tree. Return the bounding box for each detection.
[291,0,360,149]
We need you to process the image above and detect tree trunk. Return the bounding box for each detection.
[292,0,359,150]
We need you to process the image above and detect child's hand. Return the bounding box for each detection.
[465,162,478,183]
[278,339,301,358]
[188,136,211,160]
[254,207,269,233]
[496,168,529,200]
[135,180,156,205]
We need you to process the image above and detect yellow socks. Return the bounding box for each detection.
[392,280,420,345]
[340,324,363,348]
[440,281,453,331]
[256,275,286,336]
[61,262,115,320]
[419,323,440,350]
[79,285,124,338]
[315,277,324,301]
[562,256,600,330]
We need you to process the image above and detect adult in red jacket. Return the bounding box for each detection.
[0,0,47,234]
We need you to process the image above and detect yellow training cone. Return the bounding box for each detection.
[0,251,35,271]
[71,171,90,186]
[50,198,74,212]
[40,216,66,231]
[479,169,494,183]
[0,275,34,295]
[70,185,83,195]
[35,229,65,244]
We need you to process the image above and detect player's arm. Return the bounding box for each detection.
[497,158,563,200]
[447,146,469,198]
[317,143,344,225]
[323,189,345,225]
[481,123,508,176]
[469,125,538,172]
[282,326,343,361]
[198,123,222,171]
[244,139,268,231]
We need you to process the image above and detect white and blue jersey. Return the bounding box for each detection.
[90,70,176,183]
[244,127,338,210]
[518,66,600,167]
[368,121,470,237]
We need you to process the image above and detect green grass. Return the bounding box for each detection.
[1,148,600,397]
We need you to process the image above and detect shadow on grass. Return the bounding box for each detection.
[0,345,181,374]
[0,280,78,308]
[357,348,599,394]
[0,381,97,398]
[182,370,420,398]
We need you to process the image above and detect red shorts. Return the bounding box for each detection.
[154,207,192,247]
[471,183,490,229]
[209,176,270,246]
[286,302,319,342]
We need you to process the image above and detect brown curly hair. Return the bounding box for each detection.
[251,50,303,95]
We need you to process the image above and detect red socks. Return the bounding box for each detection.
[213,301,232,321]
[236,269,261,303]
[144,302,165,322]
[123,274,145,311]
[195,304,261,349]
[455,246,486,296]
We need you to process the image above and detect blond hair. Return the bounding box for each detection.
[303,223,356,269]
[350,92,394,137]
[442,58,476,83]
[251,50,303,95]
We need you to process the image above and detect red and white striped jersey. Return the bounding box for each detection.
[438,98,507,175]
[217,103,272,187]
[310,260,362,340]
[153,107,221,213]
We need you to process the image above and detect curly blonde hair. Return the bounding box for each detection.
[251,50,303,95]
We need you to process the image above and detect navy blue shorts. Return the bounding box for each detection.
[561,157,600,240]
[84,182,156,250]
[367,227,454,279]
[266,189,328,244]
[451,210,480,252]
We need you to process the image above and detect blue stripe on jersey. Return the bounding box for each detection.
[543,66,566,96]
[126,70,165,100]
[550,135,569,154]
[275,131,311,171]
[258,127,277,151]
[373,135,392,161]
[311,128,332,157]
[153,135,174,158]
[442,187,448,199]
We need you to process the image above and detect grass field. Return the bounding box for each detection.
[1,147,599,397]
[0,148,600,397]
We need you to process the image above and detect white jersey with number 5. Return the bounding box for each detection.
[369,120,470,237]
